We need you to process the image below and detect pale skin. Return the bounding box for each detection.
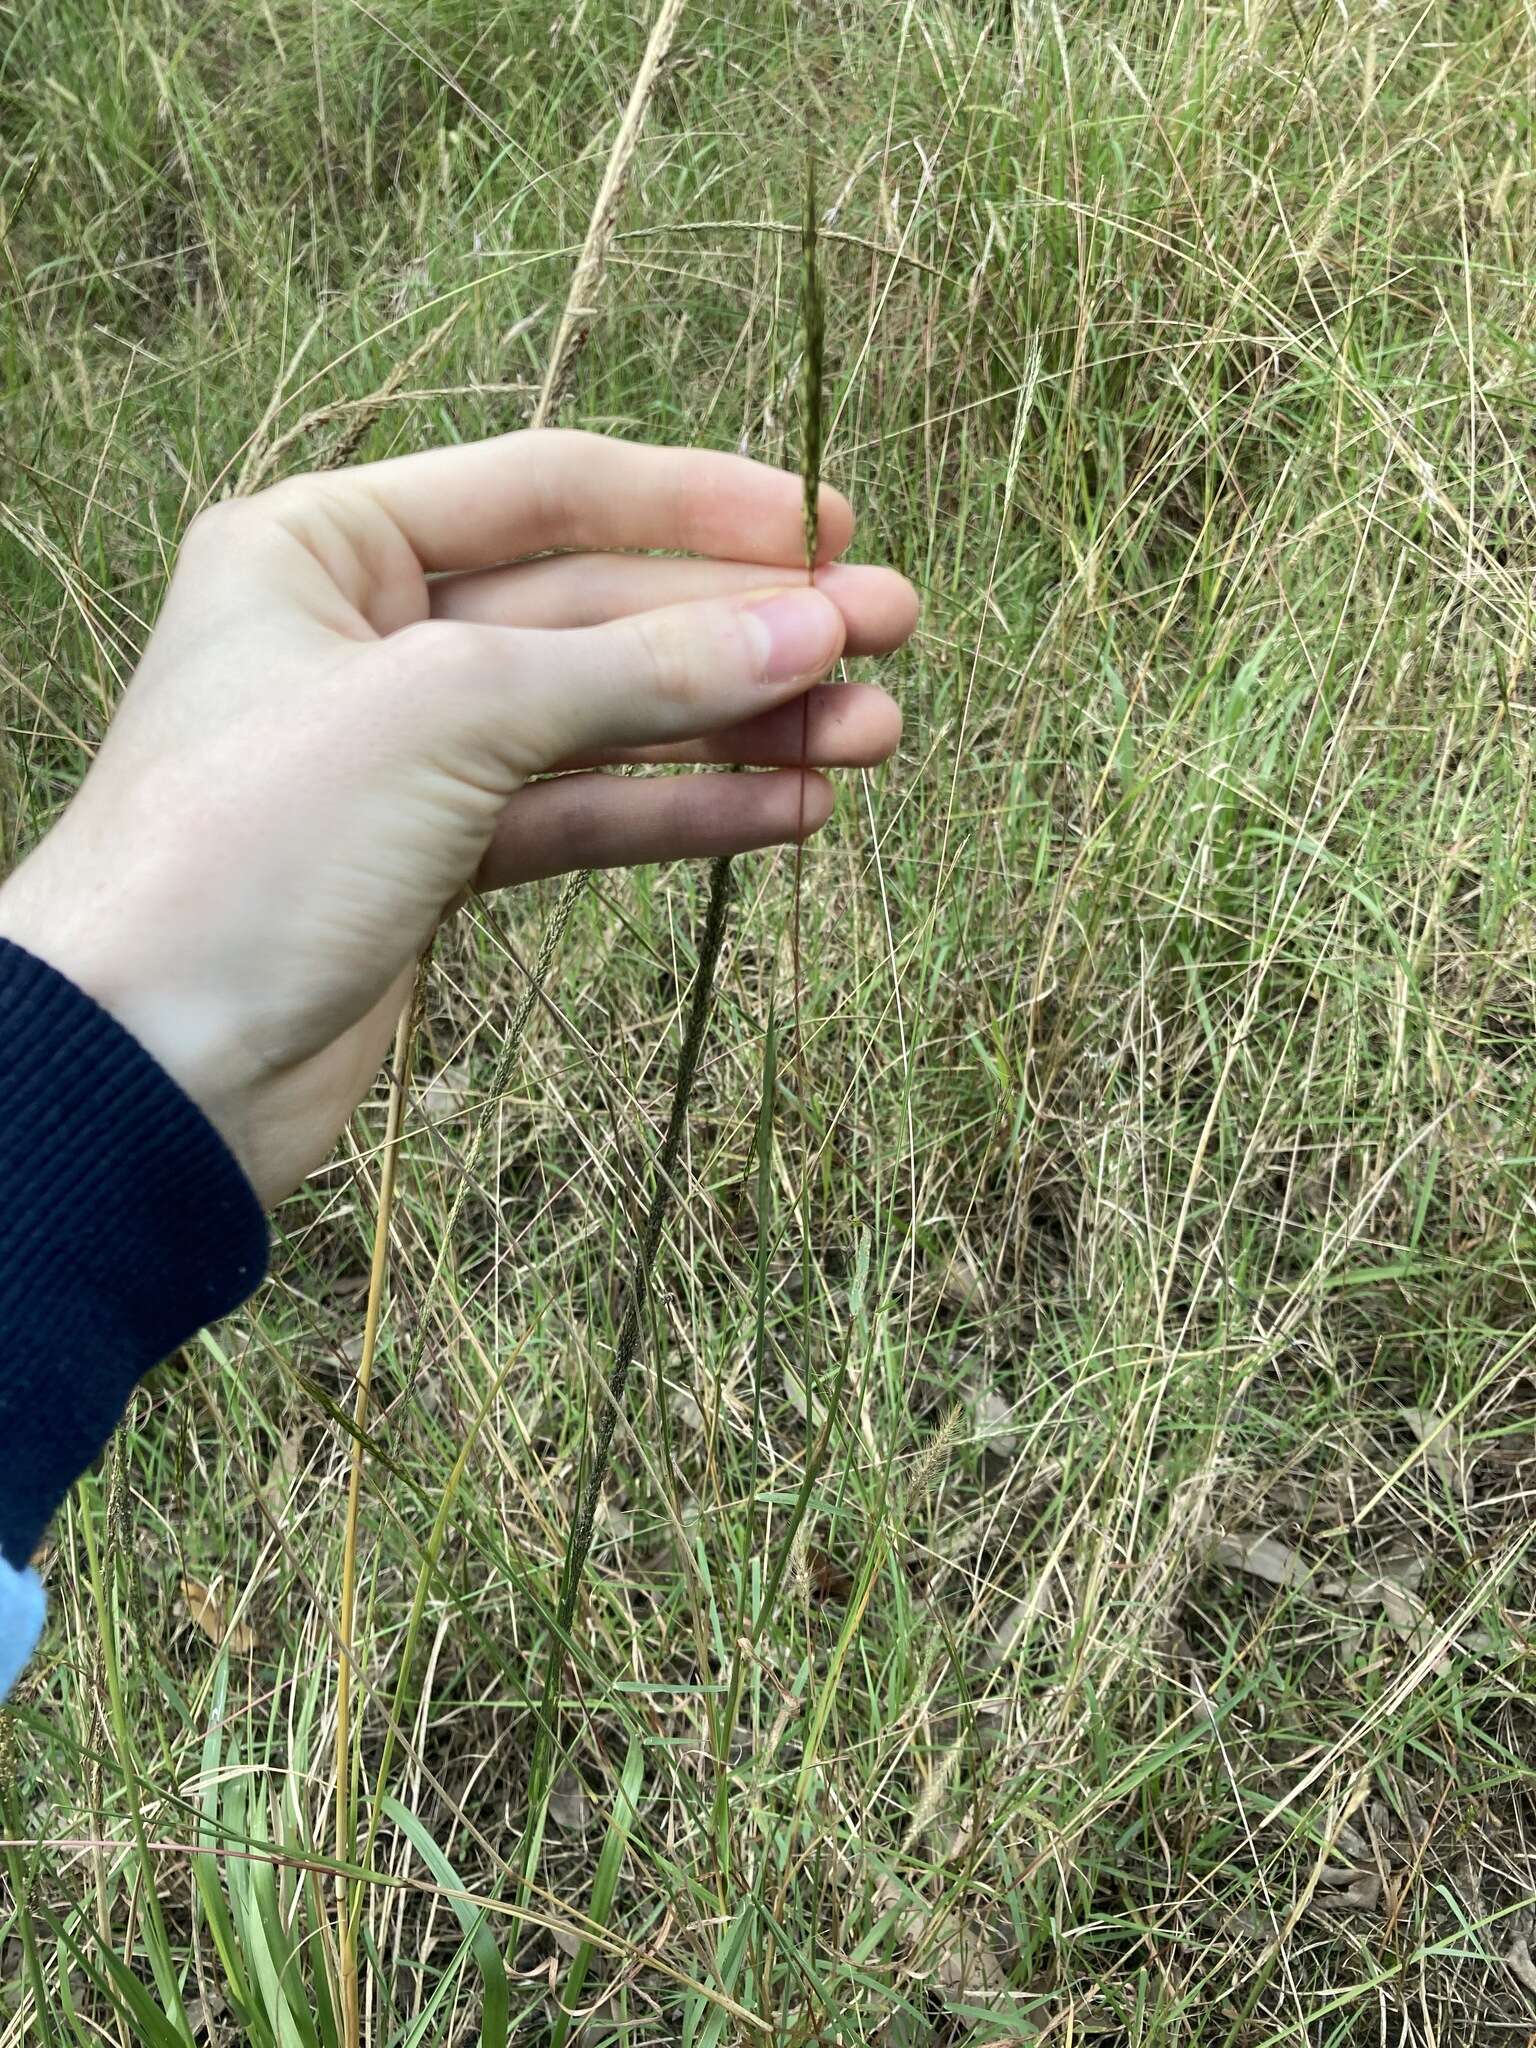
[0,430,916,1204]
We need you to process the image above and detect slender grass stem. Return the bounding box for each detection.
[328,9,687,2015]
[334,983,416,2048]
[523,851,734,1882]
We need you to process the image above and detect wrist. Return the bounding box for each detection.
[0,863,263,1195]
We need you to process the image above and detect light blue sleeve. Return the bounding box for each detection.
[0,1560,45,1699]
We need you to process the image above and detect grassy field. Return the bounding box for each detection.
[4,0,1536,2040]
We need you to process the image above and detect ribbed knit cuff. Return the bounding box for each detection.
[0,939,268,1566]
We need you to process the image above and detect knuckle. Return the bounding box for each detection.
[628,610,695,712]
[255,473,319,520]
[182,495,256,549]
[521,427,592,546]
[383,617,477,678]
[184,476,330,554]
[673,773,723,846]
[258,473,356,543]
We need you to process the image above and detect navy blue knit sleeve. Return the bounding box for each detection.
[0,938,268,1574]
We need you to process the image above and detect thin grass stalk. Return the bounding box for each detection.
[534,0,687,426]
[712,147,824,1891]
[557,850,734,1634]
[334,985,416,2048]
[354,1328,529,1888]
[521,850,734,1886]
[792,143,824,1014]
[528,144,827,1902]
[77,1488,193,2038]
[508,0,690,1027]
[753,143,824,2001]
[329,7,688,2029]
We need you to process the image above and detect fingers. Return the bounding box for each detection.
[406,586,847,775]
[432,555,918,654]
[338,429,852,574]
[475,769,836,889]
[553,680,901,771]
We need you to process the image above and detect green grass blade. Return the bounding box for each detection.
[382,1795,508,2048]
[549,1734,645,2048]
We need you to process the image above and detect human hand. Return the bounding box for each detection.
[0,431,915,1203]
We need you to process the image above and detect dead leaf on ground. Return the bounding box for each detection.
[806,1547,854,1605]
[548,1772,589,1833]
[1213,1532,1311,1589]
[1345,1551,1428,1631]
[988,1574,1057,1664]
[1452,1853,1485,1914]
[593,1495,634,1545]
[667,1384,705,1435]
[965,1383,1018,1458]
[872,1874,926,1949]
[1457,1619,1531,1658]
[1504,1933,1536,1995]
[1341,1551,1449,1670]
[1311,1870,1381,1914]
[422,1061,471,1120]
[940,1252,987,1312]
[1332,1819,1371,1864]
[182,1988,227,2038]
[1401,1406,1467,1498]
[930,1924,1010,2001]
[181,1577,257,1654]
[260,1429,304,1512]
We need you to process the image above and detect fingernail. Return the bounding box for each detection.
[741,590,837,683]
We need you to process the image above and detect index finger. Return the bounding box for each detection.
[341,429,854,574]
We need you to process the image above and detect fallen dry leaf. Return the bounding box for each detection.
[1213,1532,1310,1589]
[1452,1853,1485,1914]
[940,1252,987,1312]
[806,1547,854,1605]
[548,1772,589,1834]
[1504,1933,1536,1995]
[668,1384,706,1434]
[1333,1820,1371,1864]
[965,1383,1018,1458]
[422,1061,470,1120]
[1401,1406,1467,1498]
[1345,1551,1428,1631]
[872,1874,927,1949]
[930,1924,1010,2001]
[180,1577,256,1654]
[260,1429,304,1512]
[1311,1871,1381,1913]
[593,1495,634,1545]
[1340,1552,1449,1670]
[988,1575,1057,1664]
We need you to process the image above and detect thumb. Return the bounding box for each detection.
[383,586,845,782]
